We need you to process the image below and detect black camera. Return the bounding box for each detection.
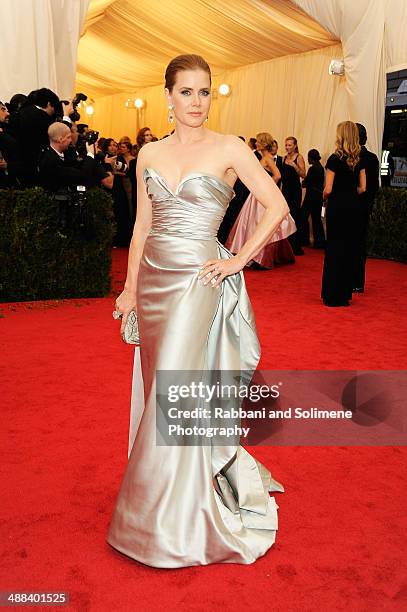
[54,184,92,238]
[85,130,99,145]
[76,129,99,159]
[63,92,88,123]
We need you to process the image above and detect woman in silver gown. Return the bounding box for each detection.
[107,54,291,568]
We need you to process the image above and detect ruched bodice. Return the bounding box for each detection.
[144,167,235,240]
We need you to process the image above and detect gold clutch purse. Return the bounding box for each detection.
[112,310,140,345]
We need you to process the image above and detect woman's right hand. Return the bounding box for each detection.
[114,288,137,335]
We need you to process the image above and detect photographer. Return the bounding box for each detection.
[0,101,20,188]
[38,123,113,192]
[17,88,64,186]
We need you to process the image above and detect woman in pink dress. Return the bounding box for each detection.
[226,132,296,268]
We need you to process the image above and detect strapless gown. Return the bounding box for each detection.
[106,167,284,568]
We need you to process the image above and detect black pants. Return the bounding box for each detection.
[301,198,326,247]
[321,197,362,305]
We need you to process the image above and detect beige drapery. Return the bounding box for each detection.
[80,0,407,162]
[293,0,407,156]
[76,0,337,96]
[87,43,347,165]
[0,0,89,101]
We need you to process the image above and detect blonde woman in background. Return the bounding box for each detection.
[226,132,296,269]
[321,121,366,307]
[281,136,306,255]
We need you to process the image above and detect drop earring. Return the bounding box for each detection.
[168,104,174,124]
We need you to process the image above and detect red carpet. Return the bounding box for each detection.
[1,248,406,611]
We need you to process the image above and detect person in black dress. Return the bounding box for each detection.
[301,149,326,248]
[353,123,380,292]
[102,138,132,247]
[321,121,366,307]
[281,136,306,255]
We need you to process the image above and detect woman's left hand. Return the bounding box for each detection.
[198,256,245,288]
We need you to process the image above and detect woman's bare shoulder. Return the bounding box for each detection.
[209,132,248,159]
[212,131,243,146]
[137,140,161,166]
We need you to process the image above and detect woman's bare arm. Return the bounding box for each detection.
[225,136,289,266]
[296,154,306,179]
[263,153,281,184]
[199,136,290,287]
[357,168,366,194]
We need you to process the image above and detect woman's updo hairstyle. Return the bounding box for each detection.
[256,132,275,152]
[165,54,212,92]
[308,149,321,162]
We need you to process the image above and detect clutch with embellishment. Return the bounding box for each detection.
[113,309,140,345]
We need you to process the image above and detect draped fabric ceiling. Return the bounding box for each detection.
[1,1,405,161]
[76,0,407,160]
[76,0,338,96]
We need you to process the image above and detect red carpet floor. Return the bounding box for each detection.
[1,248,406,612]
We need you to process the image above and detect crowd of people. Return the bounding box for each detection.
[0,88,158,247]
[220,123,379,306]
[0,87,380,306]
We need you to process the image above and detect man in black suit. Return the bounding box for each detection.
[0,101,20,187]
[271,140,283,188]
[17,88,65,186]
[38,122,113,192]
[354,123,380,292]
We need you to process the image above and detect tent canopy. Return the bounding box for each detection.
[76,0,338,96]
[1,0,404,159]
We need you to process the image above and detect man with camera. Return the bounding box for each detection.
[38,122,113,192]
[17,88,63,186]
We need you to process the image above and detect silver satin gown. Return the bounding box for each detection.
[106,167,284,568]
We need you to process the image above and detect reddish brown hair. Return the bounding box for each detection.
[165,54,211,92]
[136,127,151,148]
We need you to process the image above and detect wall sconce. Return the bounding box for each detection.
[125,98,146,109]
[78,99,95,115]
[218,83,231,97]
[328,60,345,76]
